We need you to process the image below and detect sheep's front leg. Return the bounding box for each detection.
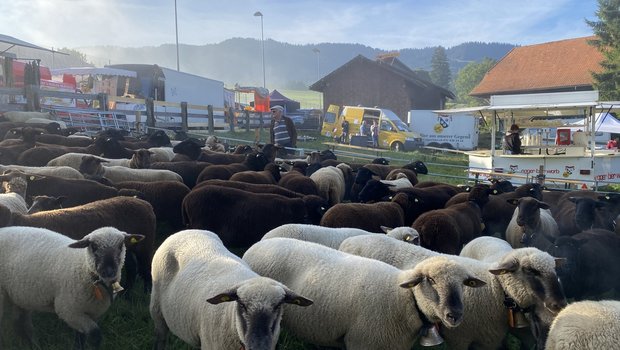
[57,310,102,349]
[12,306,34,347]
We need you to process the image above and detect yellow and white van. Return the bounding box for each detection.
[321,105,423,152]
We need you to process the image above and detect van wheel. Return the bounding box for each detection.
[391,142,404,152]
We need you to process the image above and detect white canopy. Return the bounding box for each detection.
[568,112,620,134]
[51,67,137,78]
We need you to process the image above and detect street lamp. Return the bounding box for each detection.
[312,48,320,81]
[174,0,180,71]
[254,11,266,88]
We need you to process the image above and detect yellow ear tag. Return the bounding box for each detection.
[606,196,610,200]
[130,237,139,244]
[29,176,35,180]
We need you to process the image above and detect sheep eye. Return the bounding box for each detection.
[427,277,436,285]
[523,267,540,276]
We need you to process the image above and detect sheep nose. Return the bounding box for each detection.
[545,300,567,313]
[446,312,462,324]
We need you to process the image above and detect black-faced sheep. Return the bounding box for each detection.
[319,192,411,232]
[195,179,305,198]
[277,162,320,196]
[505,197,559,250]
[412,184,492,254]
[0,196,156,291]
[546,229,620,300]
[243,238,485,350]
[150,161,211,188]
[24,174,119,208]
[195,151,269,182]
[150,229,312,350]
[228,163,282,184]
[340,234,567,350]
[0,226,143,349]
[182,185,327,247]
[113,180,190,229]
[552,191,620,236]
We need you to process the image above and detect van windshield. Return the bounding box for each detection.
[382,110,411,132]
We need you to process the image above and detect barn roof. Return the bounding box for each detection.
[470,36,604,98]
[309,54,454,99]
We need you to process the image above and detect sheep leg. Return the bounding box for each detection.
[12,306,34,347]
[150,302,169,350]
[72,327,102,350]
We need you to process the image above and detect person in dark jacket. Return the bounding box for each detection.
[269,105,297,156]
[503,124,521,154]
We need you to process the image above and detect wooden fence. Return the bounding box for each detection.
[0,85,320,136]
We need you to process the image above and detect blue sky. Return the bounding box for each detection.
[1,0,599,50]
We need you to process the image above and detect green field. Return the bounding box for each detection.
[278,89,323,109]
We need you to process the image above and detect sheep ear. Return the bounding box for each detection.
[380,225,392,234]
[538,201,551,210]
[489,259,519,275]
[399,274,424,289]
[125,234,145,246]
[283,290,313,307]
[68,238,90,249]
[463,277,486,288]
[206,292,239,304]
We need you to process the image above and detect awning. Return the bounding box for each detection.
[50,67,137,78]
[433,106,489,114]
[0,34,67,54]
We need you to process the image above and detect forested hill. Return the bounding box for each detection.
[14,39,515,89]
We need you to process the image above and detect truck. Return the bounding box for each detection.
[408,109,480,150]
[322,105,423,152]
[106,64,226,129]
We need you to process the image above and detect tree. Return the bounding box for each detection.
[454,58,496,106]
[430,46,452,91]
[586,0,620,100]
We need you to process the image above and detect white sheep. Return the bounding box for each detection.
[379,174,413,189]
[0,164,84,180]
[545,300,620,349]
[204,135,226,153]
[100,165,182,184]
[148,146,175,162]
[0,171,29,214]
[243,238,485,350]
[309,163,352,206]
[48,152,151,170]
[262,223,419,249]
[2,111,53,123]
[150,229,312,350]
[338,234,567,350]
[24,117,68,129]
[0,226,144,349]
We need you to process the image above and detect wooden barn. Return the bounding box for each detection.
[309,54,454,122]
[470,36,604,98]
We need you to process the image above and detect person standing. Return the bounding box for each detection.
[269,105,297,156]
[503,124,521,154]
[340,117,350,144]
[370,120,379,148]
[359,119,369,136]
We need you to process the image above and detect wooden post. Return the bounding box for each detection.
[180,101,188,133]
[98,93,108,111]
[207,105,214,135]
[228,107,235,133]
[536,165,545,186]
[244,110,250,132]
[145,97,155,132]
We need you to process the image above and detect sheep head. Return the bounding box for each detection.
[400,256,485,328]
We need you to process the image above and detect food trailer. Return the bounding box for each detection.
[454,91,620,189]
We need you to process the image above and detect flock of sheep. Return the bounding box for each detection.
[0,110,618,349]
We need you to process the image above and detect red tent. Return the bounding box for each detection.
[269,90,300,113]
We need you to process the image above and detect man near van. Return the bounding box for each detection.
[341,117,350,143]
[269,105,297,156]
